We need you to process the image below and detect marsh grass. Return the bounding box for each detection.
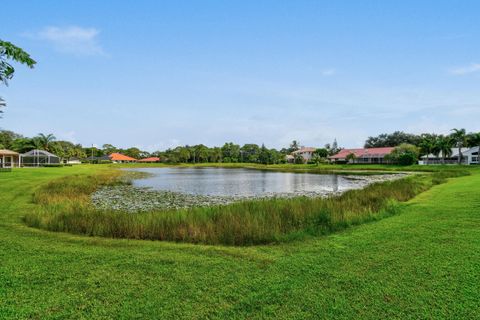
[24,169,469,245]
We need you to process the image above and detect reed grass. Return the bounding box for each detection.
[24,169,469,245]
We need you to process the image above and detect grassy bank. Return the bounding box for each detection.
[1,165,480,318]
[24,166,468,245]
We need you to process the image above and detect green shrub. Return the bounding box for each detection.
[42,164,64,167]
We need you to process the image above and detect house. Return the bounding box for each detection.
[21,149,60,167]
[138,157,160,163]
[286,147,317,163]
[329,147,395,164]
[85,155,110,163]
[63,157,82,165]
[285,154,295,163]
[419,147,479,165]
[461,147,479,165]
[85,153,137,163]
[0,149,21,168]
[419,148,468,165]
[108,153,137,163]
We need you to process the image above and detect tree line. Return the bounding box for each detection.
[1,129,478,165]
[0,130,342,164]
[365,129,480,164]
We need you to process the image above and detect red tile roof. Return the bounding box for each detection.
[329,147,394,159]
[138,157,160,162]
[109,153,137,161]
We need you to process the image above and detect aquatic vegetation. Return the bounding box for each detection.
[91,173,406,212]
[23,167,466,245]
[92,186,236,212]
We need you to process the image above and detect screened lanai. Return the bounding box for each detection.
[21,149,60,167]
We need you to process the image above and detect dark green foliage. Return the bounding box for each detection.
[364,131,422,148]
[0,40,36,113]
[386,144,420,165]
[397,153,417,165]
[0,40,36,85]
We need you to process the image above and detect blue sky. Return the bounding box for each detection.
[1,1,479,151]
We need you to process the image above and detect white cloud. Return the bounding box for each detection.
[449,63,480,75]
[321,68,336,76]
[28,26,106,56]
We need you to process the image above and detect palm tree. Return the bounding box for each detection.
[451,128,467,164]
[419,134,436,164]
[36,133,56,152]
[346,152,357,164]
[434,135,454,164]
[290,140,300,152]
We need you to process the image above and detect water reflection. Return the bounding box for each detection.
[128,167,356,197]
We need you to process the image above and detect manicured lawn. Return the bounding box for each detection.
[1,165,479,319]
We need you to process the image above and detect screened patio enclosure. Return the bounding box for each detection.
[21,149,60,166]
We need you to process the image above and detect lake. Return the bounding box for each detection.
[127,167,365,198]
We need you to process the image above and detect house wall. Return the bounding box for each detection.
[0,155,20,168]
[300,151,313,162]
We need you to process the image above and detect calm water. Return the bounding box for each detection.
[128,167,361,197]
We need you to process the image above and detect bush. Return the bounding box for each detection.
[386,143,420,165]
[99,160,113,164]
[397,153,417,165]
[42,164,64,167]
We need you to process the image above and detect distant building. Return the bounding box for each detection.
[63,157,82,165]
[329,147,395,164]
[419,147,479,165]
[462,147,479,165]
[0,149,21,168]
[21,149,61,167]
[286,147,317,163]
[285,154,295,163]
[108,153,137,163]
[86,153,137,163]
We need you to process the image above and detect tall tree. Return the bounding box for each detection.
[364,131,421,148]
[450,128,467,164]
[0,40,36,114]
[419,134,438,164]
[221,143,240,163]
[289,140,300,152]
[36,133,56,151]
[434,135,453,164]
[102,144,118,155]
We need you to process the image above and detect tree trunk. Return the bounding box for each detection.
[458,147,462,165]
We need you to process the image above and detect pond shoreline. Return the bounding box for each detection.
[92,173,408,212]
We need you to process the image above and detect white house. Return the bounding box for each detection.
[419,147,478,165]
[286,147,316,163]
[63,157,82,165]
[461,147,479,165]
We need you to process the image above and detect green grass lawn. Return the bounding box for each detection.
[1,165,479,319]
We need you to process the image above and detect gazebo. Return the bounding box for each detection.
[21,149,60,167]
[0,149,21,168]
